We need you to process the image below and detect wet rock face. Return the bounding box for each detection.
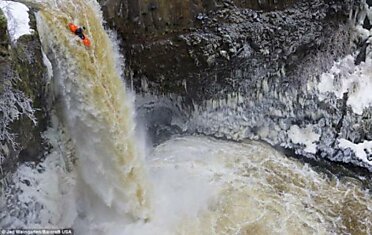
[0,11,8,50]
[100,0,296,43]
[100,0,215,40]
[0,9,49,184]
[11,35,49,163]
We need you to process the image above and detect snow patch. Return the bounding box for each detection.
[338,138,372,165]
[318,55,372,115]
[287,125,320,154]
[0,1,33,42]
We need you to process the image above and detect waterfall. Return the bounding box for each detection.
[35,0,150,220]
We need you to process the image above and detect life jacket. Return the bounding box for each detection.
[68,23,91,47]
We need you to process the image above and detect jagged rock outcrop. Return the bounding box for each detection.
[0,8,49,185]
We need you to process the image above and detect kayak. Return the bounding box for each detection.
[68,23,91,47]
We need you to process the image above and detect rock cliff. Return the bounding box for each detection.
[0,8,49,186]
[100,0,372,171]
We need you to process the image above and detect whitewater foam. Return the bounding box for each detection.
[61,136,372,234]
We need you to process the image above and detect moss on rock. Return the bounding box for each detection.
[0,9,9,57]
[0,7,50,186]
[10,10,49,163]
